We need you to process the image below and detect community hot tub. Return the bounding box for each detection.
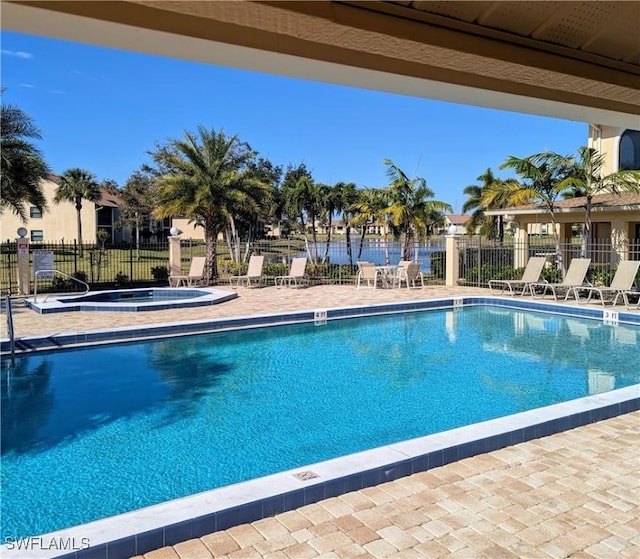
[25,287,237,313]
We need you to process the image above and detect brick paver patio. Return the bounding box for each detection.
[133,412,639,559]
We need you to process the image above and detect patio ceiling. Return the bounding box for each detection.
[3,1,640,128]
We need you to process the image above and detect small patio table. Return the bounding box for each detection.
[375,265,399,288]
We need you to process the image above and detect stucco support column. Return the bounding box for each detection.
[558,223,572,271]
[168,235,182,284]
[16,235,30,295]
[445,235,459,287]
[514,223,529,269]
[610,217,627,264]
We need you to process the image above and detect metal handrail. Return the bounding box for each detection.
[5,294,15,365]
[33,269,90,303]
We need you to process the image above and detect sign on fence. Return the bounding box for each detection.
[33,250,54,279]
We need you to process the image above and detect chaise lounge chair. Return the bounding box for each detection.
[169,256,206,287]
[229,255,265,288]
[529,257,591,301]
[275,257,308,288]
[576,260,640,306]
[488,256,547,296]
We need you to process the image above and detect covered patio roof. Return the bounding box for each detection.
[486,191,640,217]
[3,1,639,128]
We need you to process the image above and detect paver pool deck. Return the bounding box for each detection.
[3,285,639,558]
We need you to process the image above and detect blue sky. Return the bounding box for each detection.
[2,30,588,212]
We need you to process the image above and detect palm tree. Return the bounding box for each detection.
[281,163,313,236]
[0,99,50,220]
[282,172,325,263]
[54,168,101,257]
[383,159,452,259]
[499,152,572,274]
[559,146,640,254]
[150,125,268,282]
[350,188,389,260]
[119,170,155,257]
[462,168,518,241]
[333,181,358,264]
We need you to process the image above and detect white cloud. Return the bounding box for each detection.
[51,90,65,95]
[1,49,34,59]
[20,83,35,88]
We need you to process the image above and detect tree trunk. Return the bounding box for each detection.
[550,215,565,279]
[583,197,593,259]
[357,226,366,259]
[346,224,353,264]
[310,210,319,264]
[323,214,333,263]
[203,222,218,282]
[228,215,240,263]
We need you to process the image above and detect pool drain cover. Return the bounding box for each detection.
[293,470,320,481]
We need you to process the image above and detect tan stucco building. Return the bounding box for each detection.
[0,176,124,244]
[487,127,640,266]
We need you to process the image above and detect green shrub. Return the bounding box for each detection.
[151,266,169,281]
[587,264,615,287]
[114,271,129,285]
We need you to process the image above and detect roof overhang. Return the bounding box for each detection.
[2,1,639,128]
[486,205,640,217]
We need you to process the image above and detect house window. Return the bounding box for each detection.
[30,230,44,242]
[619,129,640,170]
[29,207,43,218]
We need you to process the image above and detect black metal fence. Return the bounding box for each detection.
[0,238,447,295]
[457,236,640,287]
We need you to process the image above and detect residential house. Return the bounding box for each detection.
[443,214,471,235]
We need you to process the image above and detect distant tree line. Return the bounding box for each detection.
[2,96,639,283]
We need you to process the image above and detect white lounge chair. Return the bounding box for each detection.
[275,257,308,288]
[229,255,265,288]
[169,256,206,287]
[577,260,640,306]
[488,256,547,296]
[529,258,591,301]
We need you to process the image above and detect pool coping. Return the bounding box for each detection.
[1,298,639,559]
[3,295,640,355]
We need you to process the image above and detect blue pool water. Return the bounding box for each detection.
[1,307,638,538]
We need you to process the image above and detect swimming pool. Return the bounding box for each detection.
[2,301,639,554]
[25,287,237,313]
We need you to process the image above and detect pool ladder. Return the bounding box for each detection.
[33,269,90,303]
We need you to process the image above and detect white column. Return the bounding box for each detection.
[16,236,30,295]
[168,236,182,284]
[514,224,529,269]
[445,235,459,287]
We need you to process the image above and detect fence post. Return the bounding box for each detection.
[445,234,459,287]
[168,235,182,281]
[514,226,528,269]
[16,232,30,295]
[129,242,134,283]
